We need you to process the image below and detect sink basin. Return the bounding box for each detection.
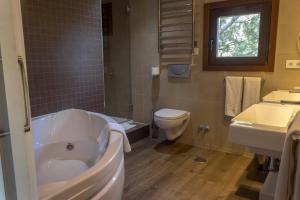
[263,90,300,104]
[229,103,300,158]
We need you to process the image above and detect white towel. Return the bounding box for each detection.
[225,76,243,117]
[106,122,131,153]
[275,112,300,200]
[242,77,261,111]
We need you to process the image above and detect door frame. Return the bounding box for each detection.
[0,0,38,199]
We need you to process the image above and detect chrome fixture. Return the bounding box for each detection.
[158,0,195,65]
[198,124,210,134]
[66,143,75,151]
[18,56,31,132]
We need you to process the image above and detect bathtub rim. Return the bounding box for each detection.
[39,130,124,199]
[32,110,124,199]
[32,109,117,124]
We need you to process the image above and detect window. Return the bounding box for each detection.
[203,0,279,71]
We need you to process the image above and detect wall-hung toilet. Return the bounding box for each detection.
[154,108,190,141]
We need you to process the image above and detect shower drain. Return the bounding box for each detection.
[66,143,74,151]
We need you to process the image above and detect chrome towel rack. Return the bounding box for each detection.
[223,77,265,86]
[159,0,195,65]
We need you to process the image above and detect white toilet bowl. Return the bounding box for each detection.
[154,108,190,141]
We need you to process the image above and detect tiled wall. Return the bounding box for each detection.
[130,0,300,154]
[21,0,104,117]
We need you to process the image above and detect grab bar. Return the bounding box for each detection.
[18,56,31,132]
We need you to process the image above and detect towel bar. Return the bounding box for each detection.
[161,10,193,17]
[160,22,193,28]
[161,5,192,12]
[223,77,265,85]
[160,35,192,40]
[159,29,193,34]
[159,0,195,65]
[161,13,192,20]
[160,42,193,49]
[160,49,193,54]
[160,0,192,5]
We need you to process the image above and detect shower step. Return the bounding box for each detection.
[124,122,150,144]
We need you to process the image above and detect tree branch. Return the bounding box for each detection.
[219,16,239,34]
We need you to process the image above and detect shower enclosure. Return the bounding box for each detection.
[0,0,38,198]
[0,48,17,200]
[102,0,132,119]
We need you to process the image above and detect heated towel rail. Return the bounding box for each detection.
[159,0,195,65]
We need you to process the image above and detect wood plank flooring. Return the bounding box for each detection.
[123,139,265,200]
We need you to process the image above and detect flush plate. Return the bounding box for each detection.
[168,64,190,79]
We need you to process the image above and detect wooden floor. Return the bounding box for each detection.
[123,139,266,200]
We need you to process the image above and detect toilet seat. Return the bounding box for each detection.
[154,109,188,120]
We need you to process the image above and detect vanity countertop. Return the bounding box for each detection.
[263,90,300,104]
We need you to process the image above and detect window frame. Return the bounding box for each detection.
[203,0,279,72]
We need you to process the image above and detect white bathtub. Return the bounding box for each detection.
[32,109,126,200]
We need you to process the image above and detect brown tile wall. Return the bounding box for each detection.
[21,0,104,117]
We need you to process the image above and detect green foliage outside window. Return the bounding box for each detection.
[217,13,261,57]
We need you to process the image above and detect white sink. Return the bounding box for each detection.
[229,103,300,158]
[263,90,300,104]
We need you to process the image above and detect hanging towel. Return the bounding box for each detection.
[275,112,300,200]
[106,122,131,152]
[242,77,262,111]
[225,76,244,117]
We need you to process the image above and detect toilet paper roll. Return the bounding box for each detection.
[152,67,160,76]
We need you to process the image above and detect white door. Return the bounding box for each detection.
[0,0,38,199]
